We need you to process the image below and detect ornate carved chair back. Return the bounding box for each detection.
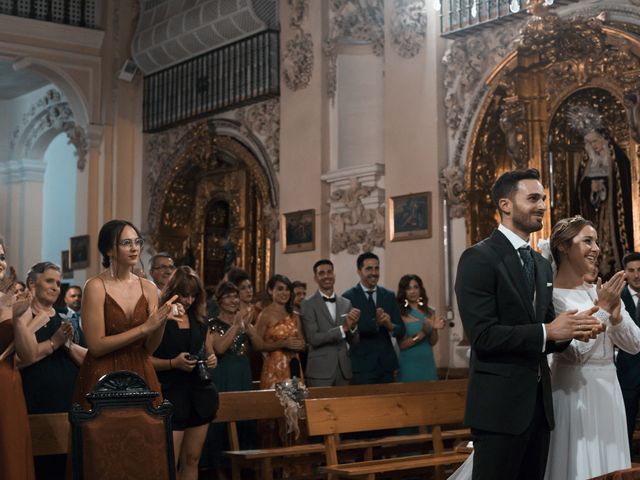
[69,371,176,480]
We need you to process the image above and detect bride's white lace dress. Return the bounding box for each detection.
[449,284,640,480]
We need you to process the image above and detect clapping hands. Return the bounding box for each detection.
[595,271,626,325]
[375,308,393,331]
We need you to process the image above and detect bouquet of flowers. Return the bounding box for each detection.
[274,376,308,439]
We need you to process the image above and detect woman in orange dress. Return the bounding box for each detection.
[0,236,35,480]
[256,274,306,389]
[72,220,180,410]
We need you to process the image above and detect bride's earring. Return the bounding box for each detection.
[418,297,424,307]
[109,259,116,279]
[403,299,409,308]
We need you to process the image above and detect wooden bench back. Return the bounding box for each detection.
[305,385,467,436]
[29,412,69,456]
[215,379,468,423]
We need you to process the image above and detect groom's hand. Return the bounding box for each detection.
[545,306,603,342]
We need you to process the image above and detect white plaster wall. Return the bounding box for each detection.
[42,132,77,272]
[336,53,384,169]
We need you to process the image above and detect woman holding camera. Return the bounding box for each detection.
[151,266,218,480]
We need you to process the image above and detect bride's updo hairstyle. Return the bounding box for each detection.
[97,219,142,268]
[550,215,595,267]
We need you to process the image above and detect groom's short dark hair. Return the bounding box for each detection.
[623,252,640,268]
[491,168,541,212]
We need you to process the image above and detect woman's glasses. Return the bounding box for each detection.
[118,238,145,248]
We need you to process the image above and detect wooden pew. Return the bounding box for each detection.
[29,412,69,456]
[215,379,470,480]
[305,382,470,480]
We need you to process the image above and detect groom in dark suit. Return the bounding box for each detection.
[301,259,360,387]
[343,252,405,384]
[455,168,602,480]
[617,251,640,450]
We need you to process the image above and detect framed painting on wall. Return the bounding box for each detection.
[282,209,315,253]
[69,235,90,269]
[389,192,432,241]
[61,250,73,279]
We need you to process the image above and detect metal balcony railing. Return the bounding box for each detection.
[0,0,99,29]
[143,30,280,133]
[439,0,575,37]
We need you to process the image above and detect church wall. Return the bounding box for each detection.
[381,3,451,367]
[276,0,329,290]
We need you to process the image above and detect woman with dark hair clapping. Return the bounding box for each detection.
[73,220,179,410]
[396,274,445,382]
[151,266,218,480]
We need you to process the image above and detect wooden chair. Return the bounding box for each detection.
[69,371,176,480]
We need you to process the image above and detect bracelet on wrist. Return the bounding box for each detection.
[49,338,55,353]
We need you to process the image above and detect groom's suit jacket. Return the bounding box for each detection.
[300,292,359,381]
[616,286,640,390]
[455,229,566,435]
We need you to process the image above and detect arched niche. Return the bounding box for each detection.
[147,122,278,291]
[462,10,640,275]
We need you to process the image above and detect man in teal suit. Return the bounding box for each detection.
[343,252,405,384]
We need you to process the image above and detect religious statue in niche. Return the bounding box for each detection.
[566,102,634,277]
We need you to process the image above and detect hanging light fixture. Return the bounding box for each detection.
[471,0,478,18]
[433,0,441,11]
[509,0,521,13]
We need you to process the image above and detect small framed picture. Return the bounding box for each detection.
[282,209,315,253]
[60,250,73,279]
[69,235,90,269]
[389,192,432,241]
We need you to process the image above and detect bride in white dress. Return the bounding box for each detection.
[449,216,640,480]
[544,216,640,479]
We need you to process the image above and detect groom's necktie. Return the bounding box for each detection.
[518,246,535,300]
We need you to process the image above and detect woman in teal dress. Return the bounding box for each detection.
[396,275,446,382]
[200,282,263,475]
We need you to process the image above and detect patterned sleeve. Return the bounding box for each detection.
[208,318,228,335]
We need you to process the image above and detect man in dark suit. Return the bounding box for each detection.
[301,259,360,387]
[343,252,405,384]
[455,168,602,480]
[617,251,640,450]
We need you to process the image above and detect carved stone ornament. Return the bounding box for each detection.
[283,0,314,91]
[10,89,63,150]
[65,126,89,171]
[390,0,427,59]
[439,164,466,219]
[324,0,385,99]
[328,177,385,254]
[235,99,280,170]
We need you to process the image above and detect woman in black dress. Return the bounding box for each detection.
[18,261,87,479]
[151,266,218,480]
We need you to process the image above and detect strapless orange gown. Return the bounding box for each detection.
[72,293,162,410]
[0,320,35,480]
[259,313,303,389]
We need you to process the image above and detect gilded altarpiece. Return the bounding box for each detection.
[464,6,640,276]
[148,124,274,291]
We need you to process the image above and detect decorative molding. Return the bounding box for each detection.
[235,99,280,170]
[283,0,314,91]
[65,126,89,171]
[322,164,385,254]
[11,89,63,150]
[390,0,427,59]
[9,88,89,170]
[0,159,47,184]
[439,164,466,219]
[324,0,385,99]
[132,0,277,75]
